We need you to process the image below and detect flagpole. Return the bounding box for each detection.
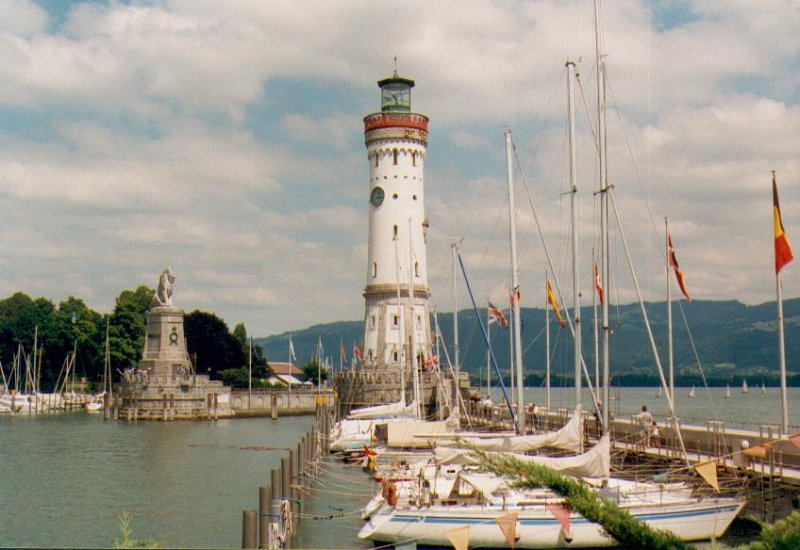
[592,250,599,393]
[774,170,790,434]
[778,270,788,434]
[451,243,460,415]
[248,336,252,410]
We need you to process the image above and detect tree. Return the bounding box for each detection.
[302,359,329,386]
[184,311,245,379]
[232,322,269,378]
[108,286,156,373]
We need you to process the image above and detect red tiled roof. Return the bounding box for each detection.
[270,361,303,376]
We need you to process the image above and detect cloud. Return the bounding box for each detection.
[0,0,797,338]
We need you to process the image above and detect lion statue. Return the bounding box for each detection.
[155,267,176,307]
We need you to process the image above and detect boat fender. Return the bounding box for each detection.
[387,484,398,507]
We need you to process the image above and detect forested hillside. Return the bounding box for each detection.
[256,298,800,387]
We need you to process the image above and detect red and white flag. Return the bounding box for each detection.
[353,345,363,361]
[668,233,691,302]
[593,262,604,305]
[488,301,509,328]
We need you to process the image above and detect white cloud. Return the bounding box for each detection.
[0,0,797,336]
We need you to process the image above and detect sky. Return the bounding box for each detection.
[0,0,798,338]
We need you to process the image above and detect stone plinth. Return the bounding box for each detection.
[119,306,232,420]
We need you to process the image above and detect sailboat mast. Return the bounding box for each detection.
[504,129,525,432]
[595,0,611,434]
[395,237,406,404]
[486,310,491,397]
[545,273,551,410]
[567,60,582,407]
[666,217,675,409]
[409,218,421,419]
[451,243,460,412]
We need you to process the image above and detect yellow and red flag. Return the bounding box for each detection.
[774,173,794,274]
[668,234,691,302]
[546,280,566,329]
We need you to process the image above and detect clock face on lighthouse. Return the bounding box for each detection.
[370,186,385,207]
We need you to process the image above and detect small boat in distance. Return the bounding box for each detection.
[688,386,696,398]
[725,384,731,399]
[761,382,767,394]
[742,379,750,394]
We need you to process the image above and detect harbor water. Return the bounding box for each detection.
[1,387,797,548]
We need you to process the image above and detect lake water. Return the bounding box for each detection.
[488,386,800,431]
[0,413,330,548]
[2,387,795,548]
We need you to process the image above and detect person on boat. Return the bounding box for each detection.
[481,395,493,418]
[651,420,660,446]
[528,402,542,430]
[637,404,653,448]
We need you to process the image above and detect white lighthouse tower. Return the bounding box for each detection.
[361,73,434,389]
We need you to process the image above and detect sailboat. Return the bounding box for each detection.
[725,384,731,399]
[741,379,750,394]
[761,382,767,394]
[688,385,696,398]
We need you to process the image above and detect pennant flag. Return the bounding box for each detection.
[488,301,509,328]
[339,339,346,363]
[594,262,604,305]
[445,525,469,550]
[668,234,691,301]
[743,445,768,459]
[788,432,800,449]
[546,280,567,329]
[693,459,719,491]
[353,345,363,362]
[495,511,519,549]
[423,355,439,369]
[289,337,297,362]
[547,503,571,532]
[774,173,794,274]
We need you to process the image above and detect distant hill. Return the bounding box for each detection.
[255,298,800,387]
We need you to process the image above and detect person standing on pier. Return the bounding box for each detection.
[637,405,653,448]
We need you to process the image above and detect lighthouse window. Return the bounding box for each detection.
[372,262,377,278]
[412,194,417,200]
[392,193,398,199]
[392,315,399,328]
[370,316,376,330]
[415,262,419,277]
[392,149,398,165]
[393,225,398,239]
[417,315,422,329]
[412,152,417,166]
[375,154,379,167]
[393,351,399,362]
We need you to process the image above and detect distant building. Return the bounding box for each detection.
[267,362,307,387]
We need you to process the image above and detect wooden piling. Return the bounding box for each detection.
[271,394,278,420]
[103,392,110,421]
[242,509,257,549]
[258,486,271,550]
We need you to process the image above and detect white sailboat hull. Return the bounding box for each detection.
[359,498,745,548]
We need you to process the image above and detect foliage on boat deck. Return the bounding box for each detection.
[474,449,694,550]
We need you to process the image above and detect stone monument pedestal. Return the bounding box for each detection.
[120,306,232,420]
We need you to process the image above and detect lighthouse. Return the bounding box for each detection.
[361,73,433,373]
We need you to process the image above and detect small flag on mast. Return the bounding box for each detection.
[546,280,566,329]
[289,337,297,362]
[773,173,794,274]
[668,233,691,302]
[593,262,604,305]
